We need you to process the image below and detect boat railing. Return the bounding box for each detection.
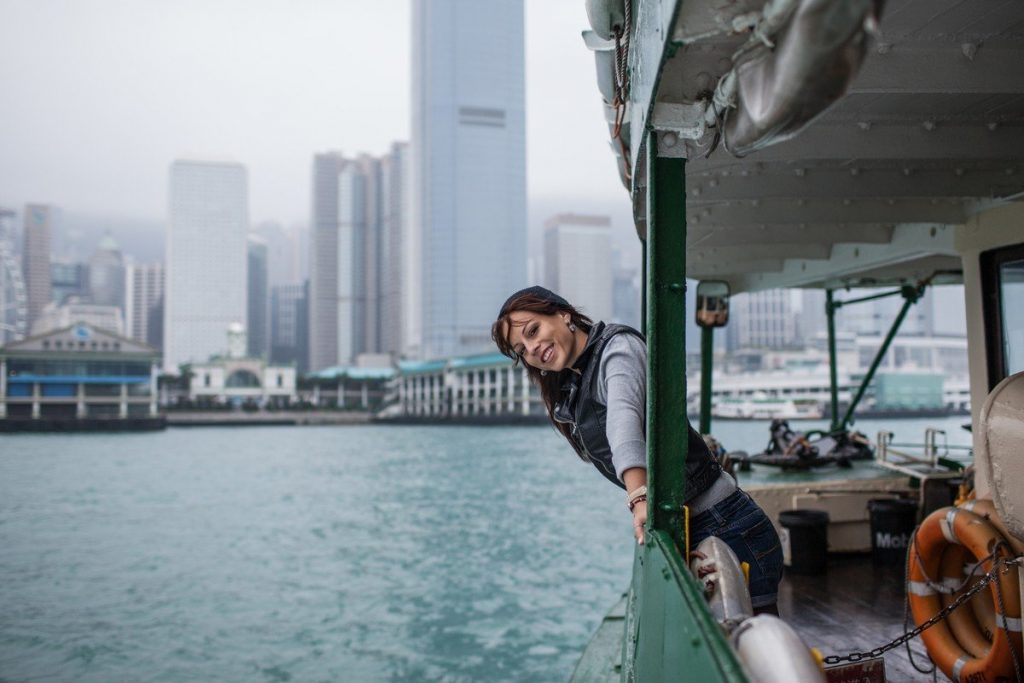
[874,428,969,480]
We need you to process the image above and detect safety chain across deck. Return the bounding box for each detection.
[821,555,1023,667]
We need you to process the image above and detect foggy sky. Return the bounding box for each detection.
[0,0,636,259]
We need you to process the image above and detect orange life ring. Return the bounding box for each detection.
[938,543,990,658]
[908,506,1023,682]
[961,499,1023,643]
[963,499,1024,555]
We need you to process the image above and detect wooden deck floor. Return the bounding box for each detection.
[780,554,943,682]
[571,554,947,683]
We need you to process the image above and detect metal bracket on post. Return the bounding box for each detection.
[654,128,688,159]
[653,101,710,149]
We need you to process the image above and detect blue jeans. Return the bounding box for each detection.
[690,489,784,608]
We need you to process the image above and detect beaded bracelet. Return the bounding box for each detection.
[626,485,647,510]
[628,495,647,512]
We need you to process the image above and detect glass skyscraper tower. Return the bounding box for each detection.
[412,0,527,359]
[165,160,248,372]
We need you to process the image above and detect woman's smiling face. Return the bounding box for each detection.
[504,309,581,373]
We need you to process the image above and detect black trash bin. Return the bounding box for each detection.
[778,509,829,575]
[867,498,918,565]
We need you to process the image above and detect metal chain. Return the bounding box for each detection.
[609,0,632,181]
[612,27,625,107]
[993,556,1024,682]
[902,540,937,677]
[821,556,1021,666]
[610,0,631,122]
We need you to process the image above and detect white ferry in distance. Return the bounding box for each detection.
[712,394,823,420]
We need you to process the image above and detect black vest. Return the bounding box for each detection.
[553,322,721,501]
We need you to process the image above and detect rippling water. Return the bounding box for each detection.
[0,417,970,682]
[1,426,634,683]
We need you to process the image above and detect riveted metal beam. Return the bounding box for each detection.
[689,224,895,248]
[695,123,1024,165]
[689,197,970,225]
[646,141,688,541]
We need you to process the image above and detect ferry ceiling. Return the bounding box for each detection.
[585,0,1024,294]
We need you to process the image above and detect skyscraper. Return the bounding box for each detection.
[253,221,304,289]
[247,234,269,358]
[0,208,28,344]
[88,233,126,311]
[50,261,89,305]
[309,146,408,370]
[309,153,344,372]
[165,160,248,372]
[726,289,799,351]
[412,0,527,359]
[309,153,382,370]
[380,141,409,358]
[126,262,164,348]
[544,214,613,323]
[271,281,309,373]
[613,267,640,328]
[22,204,53,329]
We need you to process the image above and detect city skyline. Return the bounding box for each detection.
[0,2,635,253]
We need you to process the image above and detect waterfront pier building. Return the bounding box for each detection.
[391,353,541,421]
[1,322,162,430]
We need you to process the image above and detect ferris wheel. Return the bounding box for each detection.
[0,208,28,345]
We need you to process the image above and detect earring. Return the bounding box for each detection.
[540,370,548,376]
[569,323,577,332]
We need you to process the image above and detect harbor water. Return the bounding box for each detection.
[0,417,971,682]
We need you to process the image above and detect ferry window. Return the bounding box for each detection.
[999,259,1024,376]
[981,243,1024,388]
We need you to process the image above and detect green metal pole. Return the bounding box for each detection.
[641,239,647,332]
[826,289,839,431]
[699,325,713,435]
[839,285,922,429]
[646,138,688,547]
[836,288,904,308]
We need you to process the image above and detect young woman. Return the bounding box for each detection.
[492,286,783,613]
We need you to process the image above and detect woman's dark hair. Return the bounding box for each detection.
[491,290,594,457]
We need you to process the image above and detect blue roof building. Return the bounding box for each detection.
[1,322,163,430]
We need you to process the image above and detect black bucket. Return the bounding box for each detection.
[868,498,918,565]
[778,509,829,575]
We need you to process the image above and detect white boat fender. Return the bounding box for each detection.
[584,0,626,42]
[730,614,826,683]
[689,536,754,631]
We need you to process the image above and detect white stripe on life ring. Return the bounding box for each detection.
[996,613,1023,632]
[941,509,960,544]
[953,654,970,680]
[942,577,962,591]
[908,580,938,597]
